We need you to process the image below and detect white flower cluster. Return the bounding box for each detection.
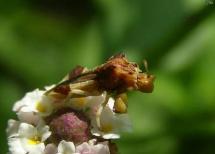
[7,86,131,154]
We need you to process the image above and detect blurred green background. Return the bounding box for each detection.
[0,0,215,153]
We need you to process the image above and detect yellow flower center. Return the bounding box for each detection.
[76,97,86,107]
[36,102,46,113]
[100,123,113,133]
[28,136,41,145]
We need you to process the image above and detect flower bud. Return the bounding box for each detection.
[49,111,90,144]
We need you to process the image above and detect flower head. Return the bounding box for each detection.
[7,120,51,154]
[7,88,132,154]
[12,89,54,125]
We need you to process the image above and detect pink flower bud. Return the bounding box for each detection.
[49,111,90,144]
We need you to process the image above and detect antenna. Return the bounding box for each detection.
[143,59,149,73]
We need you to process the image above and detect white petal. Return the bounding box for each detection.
[25,143,45,154]
[37,96,54,116]
[114,114,132,132]
[17,112,40,125]
[93,142,110,154]
[19,106,36,112]
[100,106,115,125]
[8,138,26,154]
[76,142,93,153]
[38,125,51,142]
[76,141,110,154]
[6,119,20,138]
[87,95,106,119]
[91,106,119,139]
[86,92,107,110]
[103,134,120,139]
[106,97,115,111]
[19,137,45,154]
[91,130,120,139]
[57,140,76,154]
[101,101,132,132]
[44,144,57,154]
[13,89,44,112]
[18,123,37,138]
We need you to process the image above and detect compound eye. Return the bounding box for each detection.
[141,80,154,93]
[137,74,155,93]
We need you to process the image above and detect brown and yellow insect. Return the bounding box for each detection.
[45,53,155,113]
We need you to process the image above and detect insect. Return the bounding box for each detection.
[45,53,155,113]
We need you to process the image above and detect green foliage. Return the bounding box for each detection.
[0,0,214,153]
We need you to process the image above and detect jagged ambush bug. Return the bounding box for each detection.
[45,53,155,113]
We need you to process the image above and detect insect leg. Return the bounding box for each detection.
[96,93,110,129]
[114,93,128,113]
[69,89,90,96]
